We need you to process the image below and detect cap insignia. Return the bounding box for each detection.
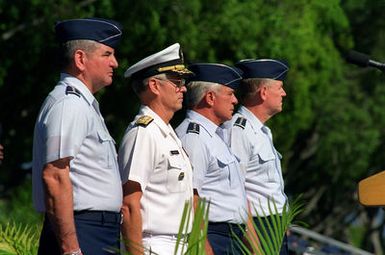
[157,64,191,74]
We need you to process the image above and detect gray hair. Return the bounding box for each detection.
[239,78,275,102]
[61,39,100,67]
[185,81,222,108]
[130,73,168,96]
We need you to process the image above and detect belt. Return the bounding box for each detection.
[143,232,189,239]
[74,210,122,224]
[208,222,245,233]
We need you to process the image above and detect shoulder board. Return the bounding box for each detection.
[187,122,200,134]
[234,117,247,129]
[65,86,81,97]
[136,115,154,127]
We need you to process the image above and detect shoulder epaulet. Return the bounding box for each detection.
[136,115,154,127]
[65,86,81,97]
[187,122,200,134]
[234,117,247,129]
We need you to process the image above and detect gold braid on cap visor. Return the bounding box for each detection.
[157,64,192,74]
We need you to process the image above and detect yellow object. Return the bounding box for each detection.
[157,64,192,74]
[136,115,154,127]
[358,170,385,206]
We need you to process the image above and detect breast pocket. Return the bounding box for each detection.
[216,153,239,187]
[166,156,187,193]
[97,130,117,168]
[258,149,277,182]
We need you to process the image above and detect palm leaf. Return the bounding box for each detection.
[174,201,192,255]
[180,198,210,255]
[0,222,39,255]
[244,197,305,255]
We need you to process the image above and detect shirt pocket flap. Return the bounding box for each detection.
[258,149,275,162]
[97,130,115,144]
[168,156,183,169]
[216,153,235,167]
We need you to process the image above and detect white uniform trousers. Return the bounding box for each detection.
[143,233,187,255]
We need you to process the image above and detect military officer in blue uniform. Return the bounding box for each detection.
[176,63,248,255]
[32,18,123,255]
[119,43,194,255]
[228,59,290,255]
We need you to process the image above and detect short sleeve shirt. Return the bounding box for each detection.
[32,73,122,212]
[118,105,193,235]
[176,110,247,224]
[229,105,287,216]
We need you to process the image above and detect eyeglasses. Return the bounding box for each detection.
[168,78,186,88]
[154,77,186,89]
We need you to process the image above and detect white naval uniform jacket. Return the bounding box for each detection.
[118,105,193,235]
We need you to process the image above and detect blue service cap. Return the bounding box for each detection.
[187,63,242,89]
[235,59,289,81]
[55,18,123,49]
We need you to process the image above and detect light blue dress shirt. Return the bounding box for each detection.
[228,105,287,216]
[32,73,122,213]
[176,110,247,224]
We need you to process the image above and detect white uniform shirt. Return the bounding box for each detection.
[32,73,122,212]
[118,105,193,235]
[229,105,287,216]
[176,110,247,224]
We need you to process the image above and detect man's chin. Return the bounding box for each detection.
[222,114,232,122]
[102,81,113,88]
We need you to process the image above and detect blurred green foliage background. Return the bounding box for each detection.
[0,0,384,253]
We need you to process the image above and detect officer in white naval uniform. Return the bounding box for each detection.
[32,18,123,255]
[176,63,247,255]
[118,43,194,255]
[229,59,290,255]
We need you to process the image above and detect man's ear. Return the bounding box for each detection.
[74,49,87,71]
[260,86,268,101]
[205,91,216,107]
[147,77,161,95]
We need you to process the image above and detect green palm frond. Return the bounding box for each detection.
[177,198,210,255]
[0,222,39,255]
[245,196,305,255]
[175,201,192,255]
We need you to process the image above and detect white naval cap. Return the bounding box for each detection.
[124,43,193,79]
